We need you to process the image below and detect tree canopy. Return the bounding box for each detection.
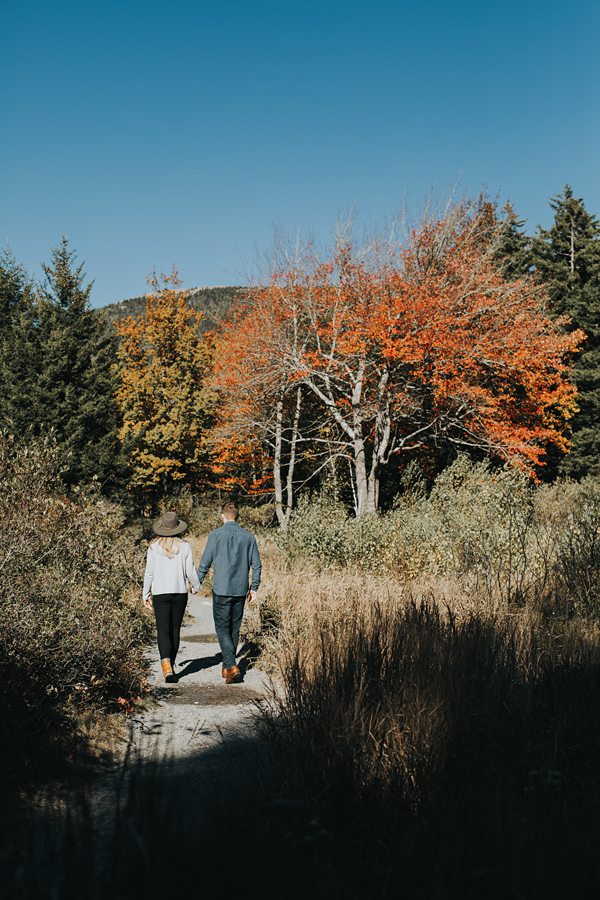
[213,203,584,517]
[115,270,215,506]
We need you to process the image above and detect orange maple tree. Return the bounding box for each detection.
[211,283,306,525]
[213,204,584,517]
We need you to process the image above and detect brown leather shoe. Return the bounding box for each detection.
[225,665,241,684]
[221,667,227,679]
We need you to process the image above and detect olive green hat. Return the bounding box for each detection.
[152,511,188,536]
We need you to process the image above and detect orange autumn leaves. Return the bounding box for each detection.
[115,206,584,511]
[379,220,581,468]
[212,208,583,512]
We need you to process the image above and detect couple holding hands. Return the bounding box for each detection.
[142,500,262,685]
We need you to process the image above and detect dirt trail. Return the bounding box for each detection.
[86,592,270,836]
[126,592,270,761]
[51,595,273,876]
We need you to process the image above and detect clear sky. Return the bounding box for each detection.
[2,0,599,307]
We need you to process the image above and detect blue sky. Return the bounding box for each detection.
[2,0,598,307]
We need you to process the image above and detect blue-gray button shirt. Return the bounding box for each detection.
[197,521,262,596]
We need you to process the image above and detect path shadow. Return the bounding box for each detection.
[179,641,262,682]
[176,653,222,678]
[238,640,262,677]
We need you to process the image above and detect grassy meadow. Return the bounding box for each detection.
[2,452,600,898]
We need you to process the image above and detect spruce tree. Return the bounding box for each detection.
[495,203,534,279]
[0,251,42,433]
[532,186,600,477]
[36,238,125,490]
[0,249,29,327]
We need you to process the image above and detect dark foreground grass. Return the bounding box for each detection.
[263,600,600,897]
[4,600,600,899]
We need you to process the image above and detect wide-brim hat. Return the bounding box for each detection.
[153,511,188,536]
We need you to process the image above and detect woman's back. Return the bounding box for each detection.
[143,538,199,597]
[141,510,200,683]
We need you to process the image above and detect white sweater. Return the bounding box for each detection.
[142,540,201,599]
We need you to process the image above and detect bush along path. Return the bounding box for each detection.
[1,596,274,900]
[127,591,270,761]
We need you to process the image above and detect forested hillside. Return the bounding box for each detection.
[2,188,599,512]
[103,285,242,332]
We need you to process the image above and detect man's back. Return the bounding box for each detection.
[197,520,262,596]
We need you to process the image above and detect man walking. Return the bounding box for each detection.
[197,500,262,684]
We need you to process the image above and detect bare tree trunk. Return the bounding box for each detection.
[354,434,370,516]
[273,391,286,528]
[351,359,373,517]
[364,368,392,515]
[283,386,302,527]
[304,357,384,517]
[366,467,380,513]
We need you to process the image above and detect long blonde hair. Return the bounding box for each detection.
[152,536,184,559]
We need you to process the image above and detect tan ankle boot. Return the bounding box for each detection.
[161,658,176,683]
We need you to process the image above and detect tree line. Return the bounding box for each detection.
[1,186,598,521]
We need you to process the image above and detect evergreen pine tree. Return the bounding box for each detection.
[36,238,125,490]
[0,249,29,327]
[0,250,43,432]
[495,203,534,279]
[532,186,600,477]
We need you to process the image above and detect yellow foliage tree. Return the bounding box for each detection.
[115,270,215,504]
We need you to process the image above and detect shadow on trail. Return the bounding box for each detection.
[5,601,600,899]
[1,730,291,900]
[176,653,222,678]
[176,641,262,681]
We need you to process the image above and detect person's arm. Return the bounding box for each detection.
[185,543,201,593]
[197,533,215,586]
[142,547,154,606]
[249,536,262,594]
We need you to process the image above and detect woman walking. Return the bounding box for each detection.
[143,511,200,683]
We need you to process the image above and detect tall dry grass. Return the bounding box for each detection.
[177,481,600,895]
[278,456,600,614]
[4,596,600,899]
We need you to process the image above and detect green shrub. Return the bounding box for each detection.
[154,489,275,537]
[283,456,600,614]
[282,492,349,566]
[549,478,600,615]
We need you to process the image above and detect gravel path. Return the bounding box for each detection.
[126,592,270,762]
[81,593,272,850]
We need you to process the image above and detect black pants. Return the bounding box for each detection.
[212,592,246,669]
[152,593,187,663]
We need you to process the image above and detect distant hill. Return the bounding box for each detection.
[101,286,244,333]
